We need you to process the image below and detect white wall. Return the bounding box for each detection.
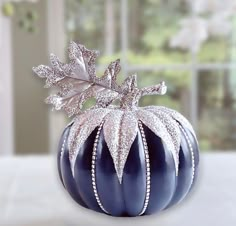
[0,1,14,155]
[0,0,66,155]
[12,1,49,154]
[47,0,67,154]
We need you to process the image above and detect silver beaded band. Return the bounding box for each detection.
[179,124,195,186]
[60,137,67,161]
[138,121,151,215]
[91,122,109,214]
[61,122,73,161]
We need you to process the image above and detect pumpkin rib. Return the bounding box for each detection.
[121,128,147,216]
[73,128,104,213]
[68,108,111,177]
[95,128,126,216]
[136,109,178,176]
[164,123,194,208]
[91,121,109,214]
[179,124,195,187]
[58,131,67,188]
[142,124,176,215]
[144,107,181,163]
[181,126,200,191]
[59,124,88,208]
[155,106,197,139]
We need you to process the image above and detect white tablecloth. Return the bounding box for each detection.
[0,153,235,226]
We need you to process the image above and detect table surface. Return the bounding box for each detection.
[0,153,235,226]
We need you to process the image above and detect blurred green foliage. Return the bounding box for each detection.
[66,0,236,150]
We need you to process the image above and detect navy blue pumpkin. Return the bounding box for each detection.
[57,107,199,217]
[33,41,200,217]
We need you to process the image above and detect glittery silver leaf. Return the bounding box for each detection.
[141,81,167,96]
[95,59,121,89]
[68,42,90,81]
[154,106,196,138]
[32,65,53,78]
[68,108,111,176]
[34,42,169,116]
[95,89,120,108]
[56,79,91,97]
[45,84,104,116]
[68,42,98,80]
[144,107,181,164]
[50,54,66,75]
[103,109,138,183]
[136,109,179,175]
[33,42,129,116]
[121,74,137,93]
[32,64,62,88]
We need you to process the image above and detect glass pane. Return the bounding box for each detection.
[127,0,191,65]
[65,0,121,58]
[194,2,236,63]
[197,37,231,63]
[198,70,236,150]
[130,70,191,118]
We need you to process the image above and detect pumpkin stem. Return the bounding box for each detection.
[120,88,142,110]
[119,81,167,110]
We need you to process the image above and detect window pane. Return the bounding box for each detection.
[127,0,191,65]
[198,70,236,150]
[65,0,121,56]
[131,70,191,118]
[197,9,236,63]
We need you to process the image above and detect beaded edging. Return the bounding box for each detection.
[179,124,195,186]
[91,122,109,214]
[60,137,67,161]
[138,121,151,215]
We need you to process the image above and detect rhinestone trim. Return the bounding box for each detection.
[138,121,151,216]
[179,124,195,186]
[60,136,67,161]
[91,122,109,214]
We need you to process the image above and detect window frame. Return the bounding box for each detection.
[119,0,236,131]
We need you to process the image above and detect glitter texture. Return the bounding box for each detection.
[33,42,198,183]
[136,109,178,175]
[138,121,151,215]
[144,106,181,162]
[155,106,197,138]
[33,42,166,116]
[68,108,111,176]
[91,121,109,214]
[103,110,138,183]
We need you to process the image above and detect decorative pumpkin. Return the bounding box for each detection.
[33,42,199,217]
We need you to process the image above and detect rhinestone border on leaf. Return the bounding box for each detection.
[91,122,109,214]
[138,121,151,215]
[179,124,195,186]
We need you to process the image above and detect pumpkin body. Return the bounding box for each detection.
[57,106,199,217]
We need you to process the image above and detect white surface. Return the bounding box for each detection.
[0,153,235,226]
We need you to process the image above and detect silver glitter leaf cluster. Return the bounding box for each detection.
[33,42,196,183]
[33,41,167,116]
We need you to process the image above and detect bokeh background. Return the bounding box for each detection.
[0,0,236,226]
[1,0,236,154]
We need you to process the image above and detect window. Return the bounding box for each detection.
[66,0,236,151]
